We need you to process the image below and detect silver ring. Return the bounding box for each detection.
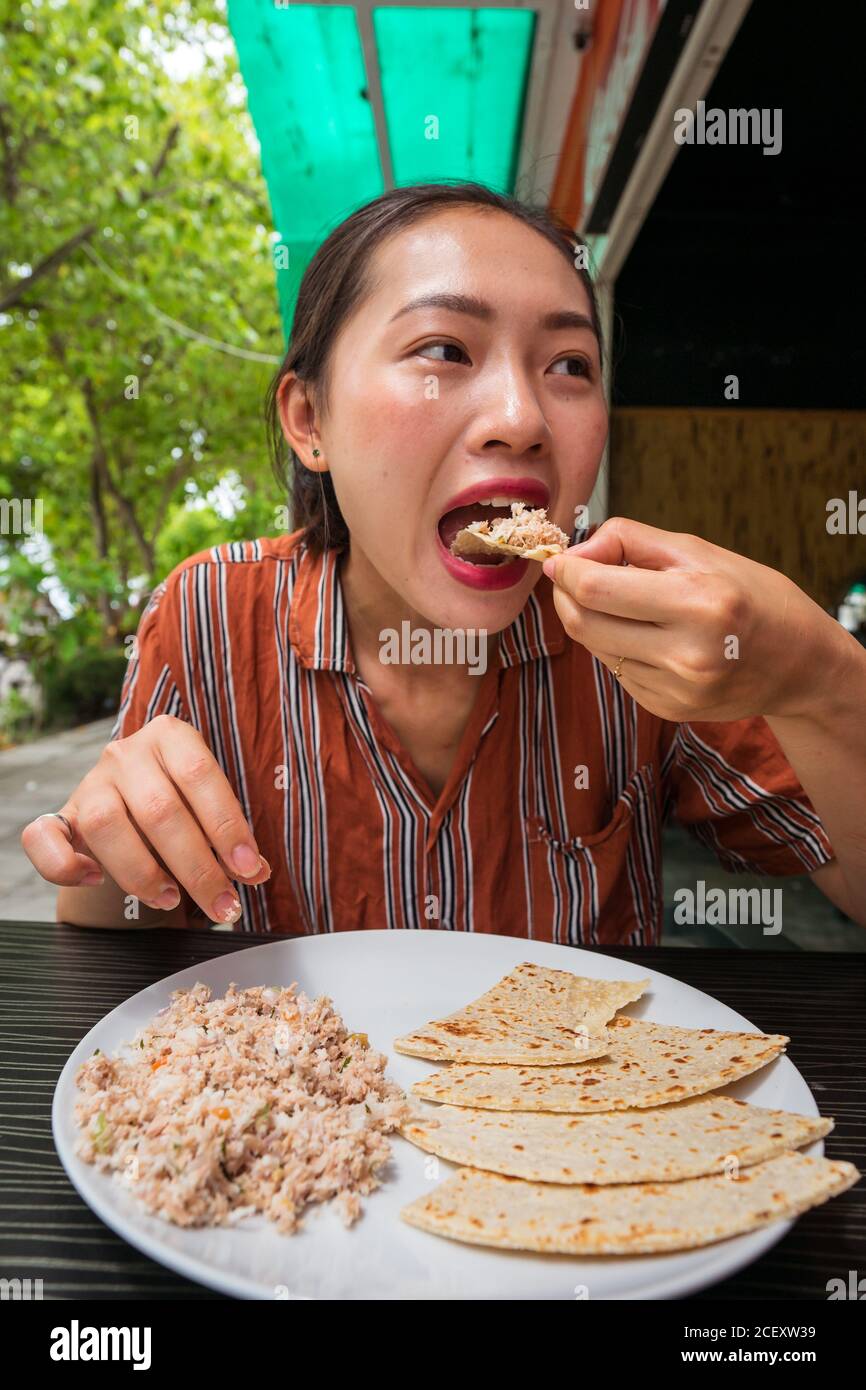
[37,812,74,838]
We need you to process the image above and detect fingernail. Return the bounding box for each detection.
[213,891,242,923]
[542,557,557,579]
[231,844,261,876]
[156,885,180,909]
[80,871,104,886]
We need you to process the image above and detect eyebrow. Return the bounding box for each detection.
[388,291,596,335]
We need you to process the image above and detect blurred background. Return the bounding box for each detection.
[1,0,863,943]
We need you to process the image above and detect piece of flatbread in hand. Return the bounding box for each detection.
[412,1015,789,1109]
[400,1153,860,1255]
[393,963,649,1065]
[400,1094,832,1184]
[451,502,571,563]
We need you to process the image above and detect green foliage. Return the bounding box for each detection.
[153,478,281,575]
[0,0,287,641]
[0,685,37,743]
[42,644,130,729]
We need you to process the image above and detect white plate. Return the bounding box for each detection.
[53,930,823,1300]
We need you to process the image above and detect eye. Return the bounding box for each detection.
[549,355,592,379]
[414,341,470,365]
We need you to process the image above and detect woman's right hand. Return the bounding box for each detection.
[20,715,270,924]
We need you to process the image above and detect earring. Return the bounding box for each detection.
[312,449,320,458]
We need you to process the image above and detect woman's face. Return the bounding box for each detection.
[287,207,608,631]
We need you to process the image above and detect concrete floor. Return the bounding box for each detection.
[0,718,117,922]
[2,718,863,948]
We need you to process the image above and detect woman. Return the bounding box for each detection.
[22,182,866,942]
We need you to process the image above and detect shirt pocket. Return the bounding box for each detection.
[523,762,661,945]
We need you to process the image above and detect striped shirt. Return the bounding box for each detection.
[111,529,835,943]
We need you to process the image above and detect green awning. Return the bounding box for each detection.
[227,2,537,337]
[373,8,535,190]
[227,3,383,334]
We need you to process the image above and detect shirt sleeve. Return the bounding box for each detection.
[110,572,192,741]
[660,716,835,875]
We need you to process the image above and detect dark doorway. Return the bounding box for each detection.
[613,0,863,408]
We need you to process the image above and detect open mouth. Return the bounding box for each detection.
[437,498,530,566]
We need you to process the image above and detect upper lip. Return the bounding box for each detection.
[438,475,550,518]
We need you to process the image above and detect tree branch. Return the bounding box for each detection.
[81,381,155,575]
[149,122,181,184]
[0,223,98,312]
[0,103,18,206]
[152,456,194,536]
[0,120,183,311]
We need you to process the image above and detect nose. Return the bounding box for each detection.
[465,356,549,459]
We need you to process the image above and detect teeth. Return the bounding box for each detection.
[478,496,529,507]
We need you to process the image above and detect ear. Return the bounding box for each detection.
[276,373,328,473]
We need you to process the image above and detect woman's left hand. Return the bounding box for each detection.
[542,517,842,724]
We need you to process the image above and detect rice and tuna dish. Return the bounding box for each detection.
[73,982,411,1233]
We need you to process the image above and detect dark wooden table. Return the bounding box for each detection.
[2,921,863,1300]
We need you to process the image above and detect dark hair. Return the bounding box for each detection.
[265,180,604,555]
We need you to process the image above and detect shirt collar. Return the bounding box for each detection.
[288,537,355,672]
[288,520,595,672]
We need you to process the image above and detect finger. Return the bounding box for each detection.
[551,589,667,669]
[592,651,695,719]
[169,780,270,888]
[591,649,668,686]
[553,516,703,572]
[545,554,686,622]
[79,783,240,922]
[20,813,105,887]
[73,788,194,912]
[106,765,250,922]
[618,673,696,720]
[144,721,266,882]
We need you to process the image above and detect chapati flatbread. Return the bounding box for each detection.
[393,963,648,1065]
[412,1015,789,1110]
[451,504,570,564]
[400,1095,832,1183]
[400,1153,860,1254]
